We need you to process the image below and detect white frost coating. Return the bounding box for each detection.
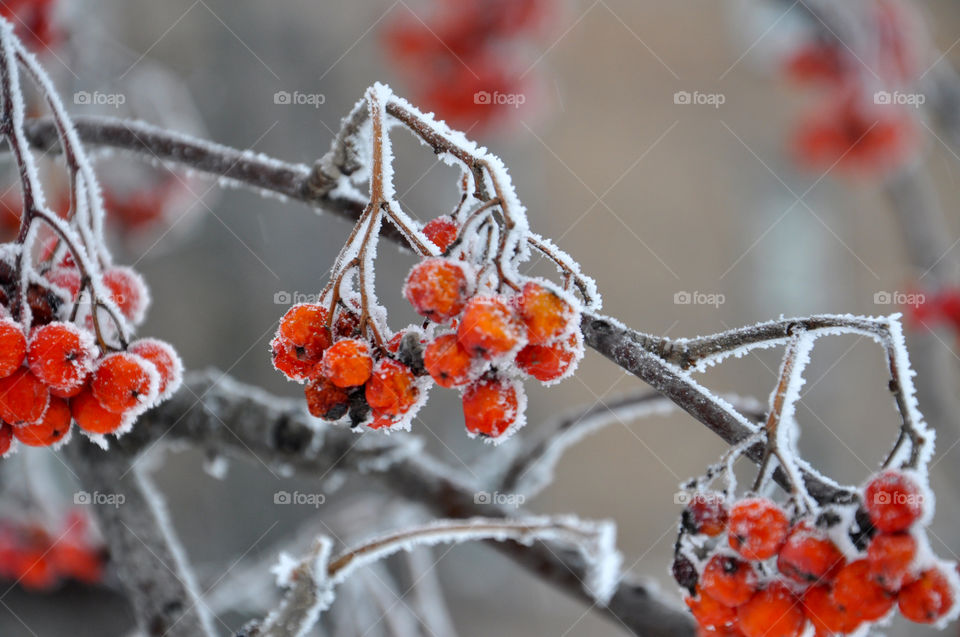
[270,551,300,588]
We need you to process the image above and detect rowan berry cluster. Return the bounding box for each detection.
[673,469,958,636]
[0,510,103,591]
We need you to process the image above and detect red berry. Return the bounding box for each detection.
[867,532,917,591]
[898,567,955,623]
[686,586,736,630]
[271,337,314,382]
[457,295,523,359]
[333,308,361,339]
[0,318,26,377]
[802,584,862,635]
[424,333,473,387]
[320,339,373,388]
[365,359,418,417]
[864,470,924,533]
[833,559,895,621]
[700,554,758,607]
[127,339,182,400]
[13,397,70,447]
[404,258,470,322]
[102,266,148,325]
[683,493,728,537]
[0,368,49,425]
[462,377,520,438]
[304,373,350,421]
[423,217,459,253]
[44,267,81,300]
[90,353,158,413]
[517,281,574,345]
[777,523,846,585]
[278,303,333,361]
[737,582,805,637]
[27,322,96,393]
[728,498,790,561]
[71,388,125,434]
[515,334,577,382]
[0,422,11,455]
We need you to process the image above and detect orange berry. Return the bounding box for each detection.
[728,498,789,561]
[127,339,182,400]
[365,359,418,417]
[462,378,520,438]
[27,322,96,393]
[320,339,373,388]
[424,333,473,387]
[404,258,470,322]
[802,584,861,635]
[271,337,314,382]
[777,523,846,585]
[71,388,125,434]
[423,217,458,253]
[0,318,26,377]
[457,295,523,359]
[90,353,158,413]
[517,281,573,345]
[13,397,70,447]
[737,582,805,637]
[864,470,924,533]
[515,335,577,382]
[898,567,955,623]
[333,308,361,339]
[278,303,333,361]
[682,493,728,537]
[102,266,148,325]
[700,554,758,607]
[866,532,916,591]
[833,559,895,621]
[0,368,49,425]
[304,373,350,421]
[686,586,736,630]
[0,422,11,455]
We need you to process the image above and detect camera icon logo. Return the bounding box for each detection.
[674,291,692,305]
[74,91,91,105]
[874,491,891,505]
[274,91,292,105]
[674,91,692,105]
[274,290,292,304]
[874,291,892,305]
[874,90,892,105]
[74,490,92,505]
[673,491,692,505]
[474,491,492,504]
[474,91,491,105]
[274,490,291,505]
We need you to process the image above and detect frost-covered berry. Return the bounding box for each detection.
[271,337,314,382]
[776,523,846,584]
[867,532,917,591]
[802,584,861,635]
[462,377,519,438]
[320,339,373,388]
[736,582,805,637]
[13,397,70,447]
[127,339,182,400]
[864,470,924,533]
[278,303,333,361]
[515,336,577,382]
[71,389,125,435]
[27,322,96,393]
[365,359,418,417]
[422,217,458,253]
[728,498,789,561]
[90,353,159,413]
[898,567,955,623]
[333,308,361,339]
[457,295,523,359]
[103,266,149,325]
[44,267,81,300]
[0,368,50,425]
[700,554,758,607]
[304,373,350,421]
[833,559,895,621]
[424,333,473,387]
[682,493,728,537]
[685,586,736,631]
[404,258,470,322]
[517,281,574,345]
[0,318,26,377]
[0,422,11,455]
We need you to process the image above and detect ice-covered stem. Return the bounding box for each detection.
[62,438,216,637]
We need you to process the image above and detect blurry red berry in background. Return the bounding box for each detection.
[0,0,60,52]
[907,288,960,332]
[783,41,848,86]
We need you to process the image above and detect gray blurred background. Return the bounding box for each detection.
[3,0,960,635]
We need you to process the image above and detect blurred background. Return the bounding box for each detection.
[2,0,960,635]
